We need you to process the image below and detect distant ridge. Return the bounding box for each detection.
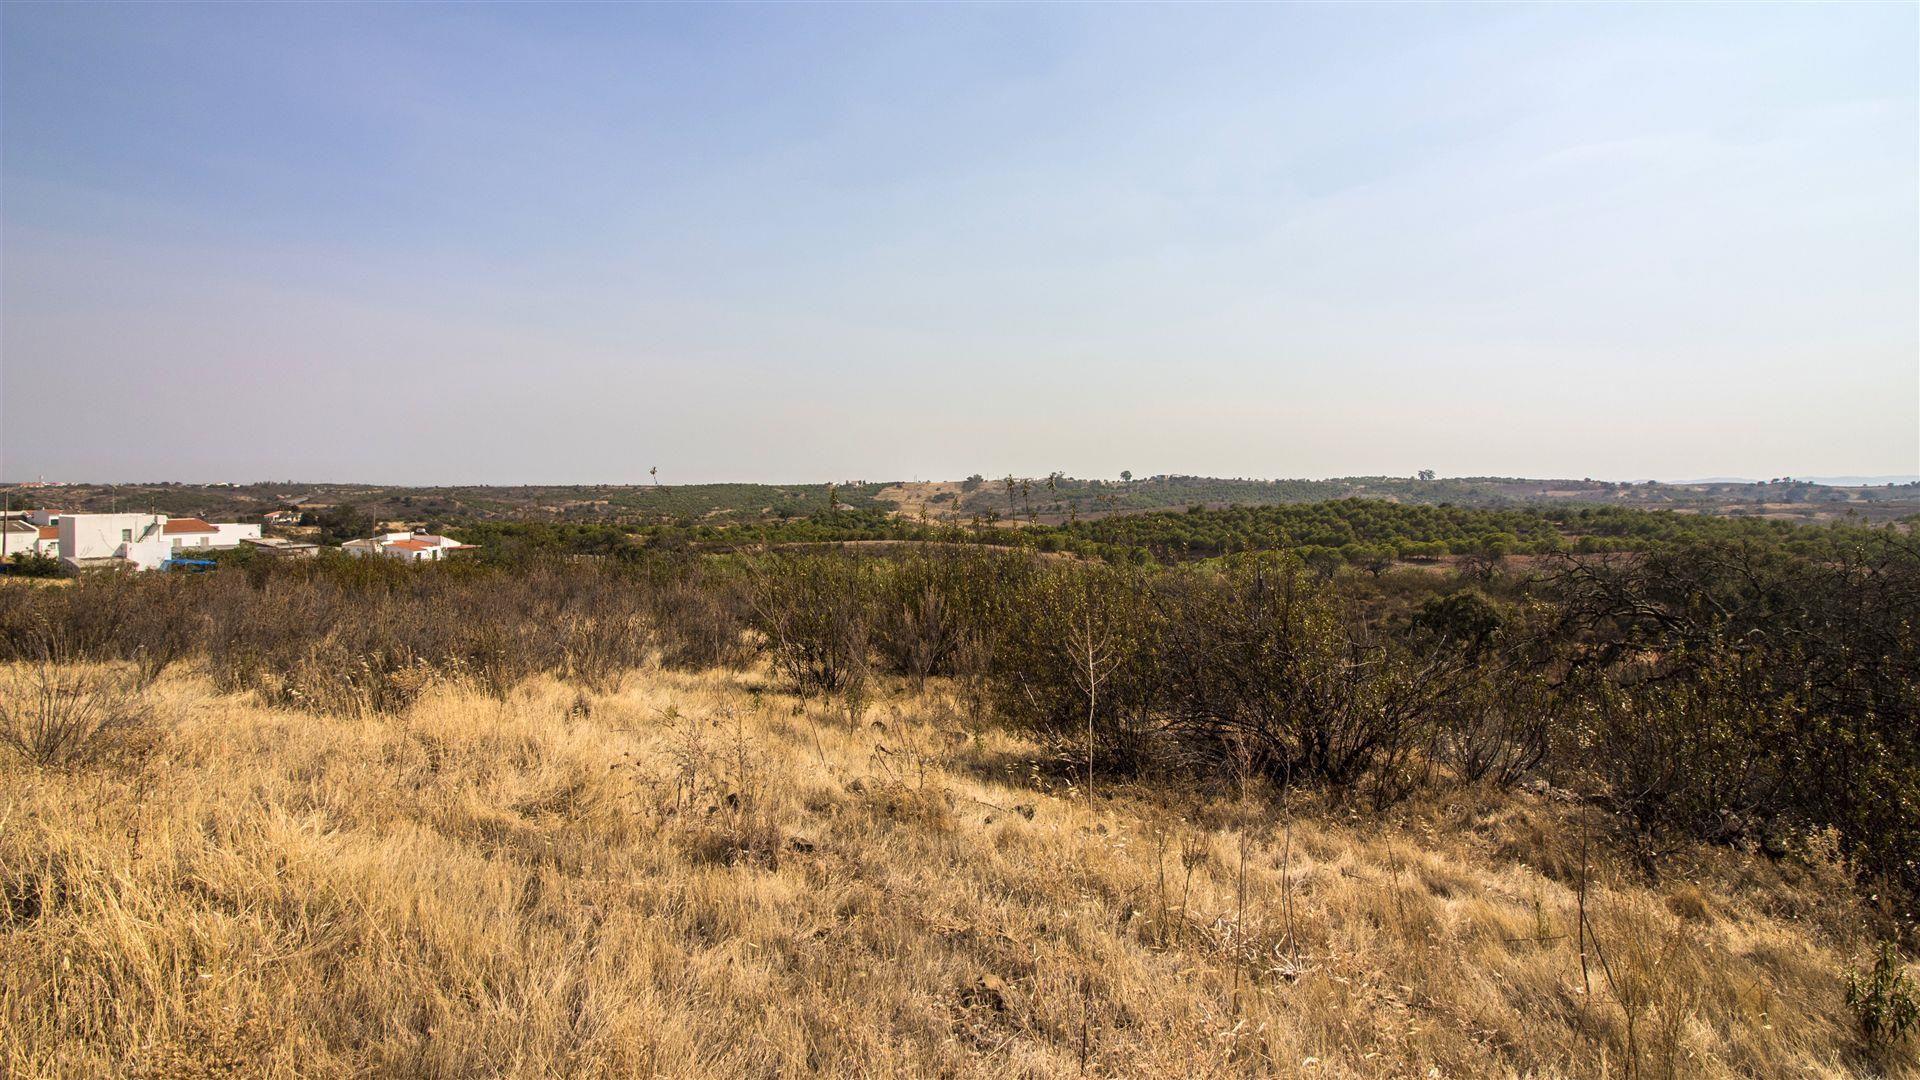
[1800,475,1920,487]
[10,475,1919,530]
[1688,475,1920,487]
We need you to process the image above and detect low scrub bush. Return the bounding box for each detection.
[1464,681,1555,786]
[1153,559,1461,802]
[649,575,755,672]
[0,661,153,768]
[1,523,1912,908]
[5,551,64,578]
[990,557,1474,799]
[1543,539,1920,893]
[991,561,1164,777]
[745,554,875,696]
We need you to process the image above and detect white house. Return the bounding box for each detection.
[341,532,477,562]
[55,513,262,571]
[240,536,319,559]
[57,513,160,568]
[4,511,62,559]
[1,520,48,560]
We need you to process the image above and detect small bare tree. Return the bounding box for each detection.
[1067,594,1119,801]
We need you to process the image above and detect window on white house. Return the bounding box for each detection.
[121,529,133,542]
[172,538,181,549]
[198,537,209,546]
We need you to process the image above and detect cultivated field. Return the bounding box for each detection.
[2,660,1903,1078]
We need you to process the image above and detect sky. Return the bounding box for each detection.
[2,3,1915,485]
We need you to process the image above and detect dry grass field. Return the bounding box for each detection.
[2,661,1909,1078]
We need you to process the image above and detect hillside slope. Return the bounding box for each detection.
[3,665,1904,1078]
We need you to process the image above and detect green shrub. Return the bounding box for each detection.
[990,561,1164,776]
[6,551,64,578]
[1846,942,1918,1051]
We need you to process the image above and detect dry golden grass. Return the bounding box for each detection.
[2,661,1908,1078]
[873,481,968,523]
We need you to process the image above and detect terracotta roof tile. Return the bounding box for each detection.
[161,518,217,534]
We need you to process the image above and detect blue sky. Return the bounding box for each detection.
[2,3,1914,484]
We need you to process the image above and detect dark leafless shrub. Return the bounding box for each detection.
[747,555,874,696]
[0,661,154,768]
[0,586,51,661]
[650,579,754,672]
[113,575,205,687]
[1439,671,1554,786]
[449,618,530,701]
[561,606,647,694]
[1153,558,1464,803]
[1568,658,1795,852]
[875,583,957,689]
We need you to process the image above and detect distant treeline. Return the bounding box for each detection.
[947,473,1917,520]
[435,499,1910,569]
[1054,501,1902,562]
[1,481,896,527]
[17,473,1916,529]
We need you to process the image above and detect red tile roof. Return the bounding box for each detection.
[161,518,217,534]
[386,539,434,552]
[38,526,57,540]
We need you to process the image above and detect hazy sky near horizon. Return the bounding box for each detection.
[3,3,1915,485]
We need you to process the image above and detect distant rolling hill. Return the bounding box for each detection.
[1691,475,1919,487]
[7,474,1918,528]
